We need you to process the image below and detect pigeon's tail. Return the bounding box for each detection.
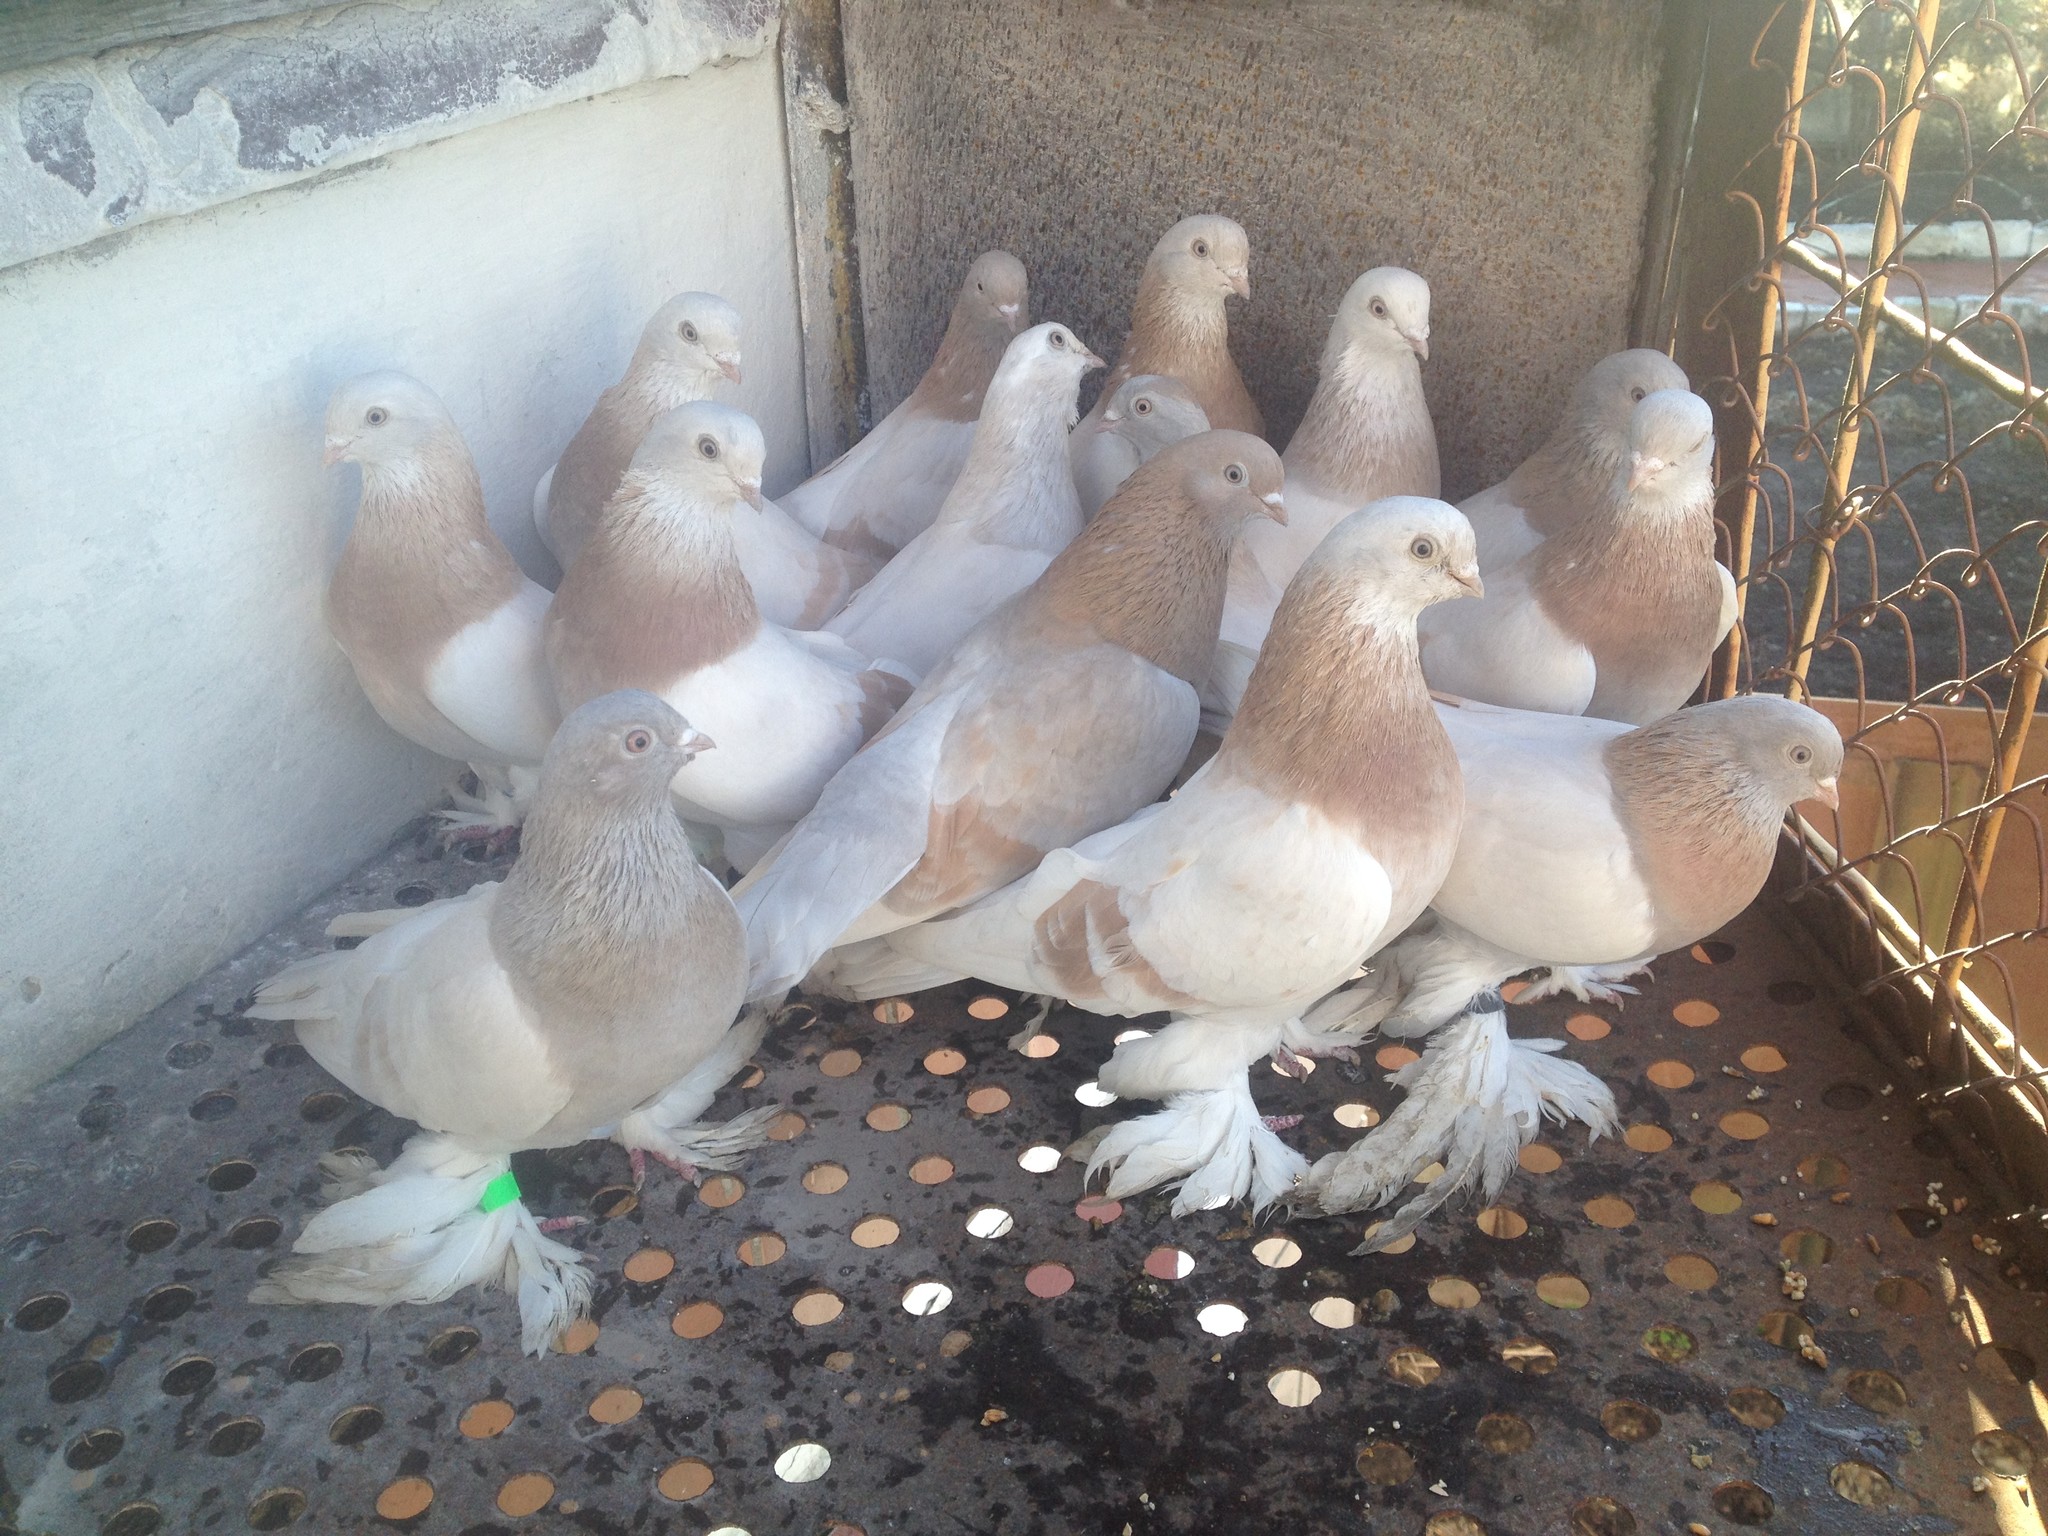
[1378,918,1534,1039]
[613,1009,782,1171]
[1086,1072,1307,1217]
[249,1134,589,1358]
[1298,1006,1618,1251]
[804,936,966,1001]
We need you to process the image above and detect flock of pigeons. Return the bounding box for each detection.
[244,215,1845,1354]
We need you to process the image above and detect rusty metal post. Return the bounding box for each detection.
[780,0,869,475]
[1711,0,1817,699]
[1783,0,1943,701]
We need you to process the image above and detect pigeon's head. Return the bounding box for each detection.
[1573,348,1690,444]
[991,323,1106,411]
[1674,695,1844,812]
[1333,267,1432,364]
[323,371,457,467]
[958,250,1030,334]
[644,292,743,388]
[1144,429,1286,530]
[544,689,714,805]
[634,401,768,512]
[1101,373,1210,443]
[1624,388,1714,496]
[1153,214,1252,301]
[1314,496,1482,617]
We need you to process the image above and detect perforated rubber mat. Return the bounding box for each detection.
[3,826,2045,1536]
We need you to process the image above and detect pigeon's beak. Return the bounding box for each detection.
[1078,344,1108,371]
[679,727,717,758]
[1227,268,1251,301]
[1403,331,1430,362]
[997,301,1022,326]
[1626,452,1665,493]
[1100,405,1122,426]
[1258,490,1287,526]
[716,354,743,385]
[322,435,350,466]
[1813,774,1840,810]
[738,479,765,511]
[1449,563,1484,598]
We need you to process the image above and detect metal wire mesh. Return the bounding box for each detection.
[1661,0,2048,1221]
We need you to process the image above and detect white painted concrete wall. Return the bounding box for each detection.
[0,52,806,1100]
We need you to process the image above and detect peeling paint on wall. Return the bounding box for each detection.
[0,0,780,272]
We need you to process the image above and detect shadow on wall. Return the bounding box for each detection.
[841,0,1666,499]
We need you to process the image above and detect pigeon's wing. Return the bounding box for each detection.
[783,408,976,554]
[730,496,870,630]
[249,890,570,1147]
[425,581,560,764]
[1430,700,1657,961]
[1715,559,1739,641]
[1416,565,1597,718]
[824,527,1050,675]
[1459,476,1543,569]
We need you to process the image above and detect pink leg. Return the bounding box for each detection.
[537,1215,590,1234]
[1270,1044,1313,1080]
[627,1147,700,1190]
[1261,1114,1304,1133]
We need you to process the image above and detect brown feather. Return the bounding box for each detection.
[1104,265,1263,436]
[1031,879,1198,1007]
[902,272,1025,424]
[1282,352,1439,505]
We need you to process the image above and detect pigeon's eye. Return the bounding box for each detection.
[1049,331,1067,349]
[1192,238,1210,258]
[623,729,654,755]
[1224,463,1246,485]
[1410,537,1436,561]
[680,321,700,343]
[1370,299,1388,319]
[365,407,389,427]
[1689,434,1710,455]
[1789,744,1813,766]
[1630,386,1647,402]
[1134,398,1154,416]
[975,281,984,293]
[697,436,720,460]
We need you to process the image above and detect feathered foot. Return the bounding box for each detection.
[1298,1005,1619,1253]
[1006,993,1057,1054]
[1085,1073,1308,1217]
[434,765,527,852]
[250,1134,590,1357]
[804,936,965,1001]
[1290,964,1402,1051]
[613,1009,782,1184]
[1516,958,1653,1006]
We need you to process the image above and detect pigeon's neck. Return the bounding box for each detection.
[943,381,1087,549]
[623,350,717,421]
[1283,347,1437,502]
[1220,571,1462,889]
[552,478,760,692]
[1497,420,1628,543]
[491,798,729,1024]
[1605,722,1782,950]
[1110,273,1247,424]
[332,444,526,653]
[1532,472,1718,673]
[1032,485,1236,683]
[907,309,1012,423]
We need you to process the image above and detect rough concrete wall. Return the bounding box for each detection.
[0,52,806,1100]
[841,0,1664,498]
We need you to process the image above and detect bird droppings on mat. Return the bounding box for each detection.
[0,828,2042,1534]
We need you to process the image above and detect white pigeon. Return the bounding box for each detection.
[782,251,1031,561]
[822,323,1105,675]
[1461,348,1691,569]
[1076,214,1262,437]
[544,402,913,871]
[735,430,1286,1004]
[322,372,558,839]
[1418,388,1733,724]
[1298,692,1844,1247]
[1070,374,1212,518]
[1210,267,1439,716]
[825,498,1481,1213]
[533,292,742,571]
[246,691,755,1354]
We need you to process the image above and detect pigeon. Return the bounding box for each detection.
[322,372,559,837]
[822,323,1105,675]
[1296,692,1844,1247]
[1417,388,1733,724]
[1209,268,1438,714]
[544,402,913,871]
[1070,374,1212,518]
[246,691,756,1354]
[1077,215,1262,437]
[734,430,1286,1004]
[824,498,1480,1213]
[533,293,742,571]
[1461,348,1690,569]
[782,251,1031,562]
